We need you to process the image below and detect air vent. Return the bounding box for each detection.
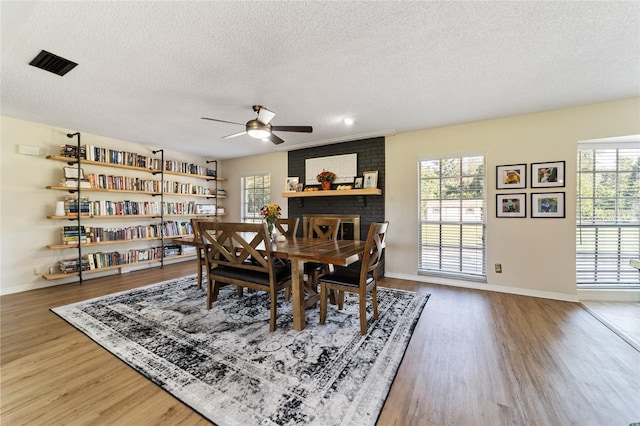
[29,50,78,76]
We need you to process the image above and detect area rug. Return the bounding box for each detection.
[51,275,429,426]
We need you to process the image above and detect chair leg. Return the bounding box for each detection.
[359,291,368,335]
[269,290,277,332]
[319,282,328,324]
[197,253,203,290]
[284,287,291,301]
[337,290,345,310]
[206,278,214,309]
[372,282,379,320]
[237,286,244,297]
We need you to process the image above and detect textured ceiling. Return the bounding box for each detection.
[1,1,639,160]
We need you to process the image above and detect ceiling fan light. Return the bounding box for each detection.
[248,128,271,139]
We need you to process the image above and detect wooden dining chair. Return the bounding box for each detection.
[319,222,389,334]
[275,217,300,238]
[199,221,292,332]
[191,217,220,289]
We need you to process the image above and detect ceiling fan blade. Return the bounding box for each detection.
[222,131,247,139]
[271,125,313,133]
[268,133,285,145]
[257,107,276,125]
[201,117,245,126]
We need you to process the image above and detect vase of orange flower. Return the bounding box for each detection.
[316,170,337,190]
[261,203,281,238]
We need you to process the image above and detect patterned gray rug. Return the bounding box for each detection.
[52,275,429,426]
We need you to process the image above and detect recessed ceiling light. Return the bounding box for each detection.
[342,117,355,126]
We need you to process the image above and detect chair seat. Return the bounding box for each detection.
[211,264,291,287]
[319,268,374,288]
[304,262,325,273]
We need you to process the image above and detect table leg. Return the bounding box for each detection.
[291,259,306,330]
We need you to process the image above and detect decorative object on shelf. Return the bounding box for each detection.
[295,183,304,192]
[55,201,66,216]
[363,170,378,189]
[261,203,281,238]
[285,177,299,192]
[496,164,526,189]
[336,185,353,190]
[531,192,565,218]
[496,193,526,218]
[316,170,336,190]
[531,161,565,188]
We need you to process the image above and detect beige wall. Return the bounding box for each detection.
[2,98,639,297]
[221,151,289,222]
[0,116,215,294]
[385,98,640,301]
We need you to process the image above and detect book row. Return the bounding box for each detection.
[61,196,216,216]
[60,221,194,244]
[59,144,216,177]
[81,173,214,195]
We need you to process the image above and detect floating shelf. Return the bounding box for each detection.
[282,188,381,198]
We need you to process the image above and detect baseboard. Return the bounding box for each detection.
[385,272,580,302]
[578,289,640,302]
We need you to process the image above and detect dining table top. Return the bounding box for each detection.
[174,235,366,265]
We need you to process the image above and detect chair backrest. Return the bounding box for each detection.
[275,218,299,238]
[197,221,275,277]
[308,217,341,241]
[191,217,220,240]
[360,222,389,278]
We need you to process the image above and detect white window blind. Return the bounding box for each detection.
[419,155,486,280]
[241,174,271,223]
[576,145,640,288]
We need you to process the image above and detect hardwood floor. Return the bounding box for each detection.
[2,262,639,425]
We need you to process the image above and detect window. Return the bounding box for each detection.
[241,174,271,223]
[419,155,486,280]
[577,145,640,288]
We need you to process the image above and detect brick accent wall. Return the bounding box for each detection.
[287,137,385,238]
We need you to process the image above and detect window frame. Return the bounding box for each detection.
[418,153,487,281]
[241,173,271,223]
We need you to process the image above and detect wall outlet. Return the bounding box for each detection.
[33,266,42,275]
[495,263,502,273]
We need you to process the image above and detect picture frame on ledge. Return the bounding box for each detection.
[496,193,526,218]
[284,177,299,192]
[496,164,526,189]
[531,161,565,188]
[531,192,565,218]
[354,176,364,189]
[363,171,378,189]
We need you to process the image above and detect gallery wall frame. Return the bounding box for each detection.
[496,193,526,218]
[531,192,565,218]
[531,161,565,188]
[496,164,526,189]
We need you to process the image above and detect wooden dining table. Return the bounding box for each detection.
[174,235,366,331]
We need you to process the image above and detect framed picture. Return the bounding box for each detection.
[496,164,526,189]
[531,192,565,218]
[284,177,299,192]
[531,161,565,188]
[354,176,364,189]
[363,171,378,189]
[496,193,526,218]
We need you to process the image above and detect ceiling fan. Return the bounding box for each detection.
[201,105,313,145]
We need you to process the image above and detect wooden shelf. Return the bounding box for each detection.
[47,213,226,220]
[282,188,382,198]
[46,234,194,249]
[41,253,196,280]
[47,155,226,181]
[46,186,226,198]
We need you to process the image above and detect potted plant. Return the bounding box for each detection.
[316,170,337,190]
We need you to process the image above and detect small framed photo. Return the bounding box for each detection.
[284,177,299,192]
[531,161,565,188]
[354,176,364,189]
[496,193,526,218]
[531,192,565,218]
[363,171,378,189]
[496,164,526,189]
